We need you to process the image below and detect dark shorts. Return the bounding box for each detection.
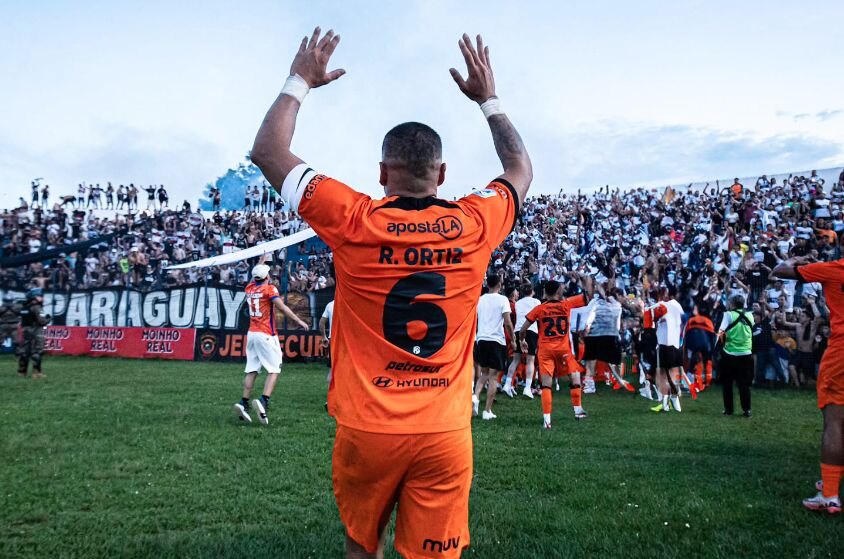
[476,340,508,371]
[583,335,622,365]
[658,345,683,370]
[516,330,538,355]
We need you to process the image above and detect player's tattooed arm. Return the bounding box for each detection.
[450,33,532,205]
[252,27,345,190]
[487,114,532,204]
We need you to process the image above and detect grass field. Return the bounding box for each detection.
[1,356,841,559]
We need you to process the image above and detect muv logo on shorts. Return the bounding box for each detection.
[371,376,393,388]
[386,216,463,240]
[422,536,461,553]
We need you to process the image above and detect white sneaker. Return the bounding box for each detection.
[522,387,534,399]
[574,408,588,420]
[583,379,596,394]
[482,410,497,420]
[639,386,653,400]
[472,395,480,416]
[234,403,252,422]
[543,417,552,430]
[555,380,560,392]
[252,398,269,425]
[670,395,682,412]
[502,385,516,398]
[802,492,841,514]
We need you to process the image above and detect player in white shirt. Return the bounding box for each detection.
[502,283,541,398]
[650,287,686,413]
[473,275,515,420]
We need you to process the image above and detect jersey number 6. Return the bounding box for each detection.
[383,272,447,358]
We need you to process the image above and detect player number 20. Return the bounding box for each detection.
[383,272,447,358]
[542,316,568,337]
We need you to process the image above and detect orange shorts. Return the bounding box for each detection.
[332,425,472,558]
[536,350,584,378]
[817,355,844,409]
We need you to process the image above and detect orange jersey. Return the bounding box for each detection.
[525,294,588,355]
[297,174,518,434]
[797,260,844,406]
[643,303,667,329]
[244,281,280,335]
[685,315,715,334]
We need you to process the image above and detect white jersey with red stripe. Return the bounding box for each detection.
[655,299,684,348]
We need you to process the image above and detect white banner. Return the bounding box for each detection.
[165,228,317,270]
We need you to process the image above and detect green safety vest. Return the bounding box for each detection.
[724,310,753,354]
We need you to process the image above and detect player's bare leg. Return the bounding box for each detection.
[569,372,587,419]
[583,360,597,393]
[522,355,536,399]
[669,367,683,411]
[652,368,672,412]
[473,367,492,416]
[235,372,258,422]
[503,353,520,397]
[345,516,389,558]
[474,368,499,419]
[252,370,280,425]
[805,404,844,513]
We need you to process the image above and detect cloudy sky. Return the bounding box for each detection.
[1,0,842,208]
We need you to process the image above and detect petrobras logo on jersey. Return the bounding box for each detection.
[386,216,463,240]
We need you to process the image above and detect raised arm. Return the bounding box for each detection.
[251,27,345,190]
[772,256,811,280]
[273,297,309,330]
[450,34,532,205]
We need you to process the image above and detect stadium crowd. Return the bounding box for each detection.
[2,169,843,388]
[491,169,844,389]
[0,184,331,294]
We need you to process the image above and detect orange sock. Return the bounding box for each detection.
[821,463,844,498]
[705,361,713,385]
[570,386,582,407]
[541,387,552,415]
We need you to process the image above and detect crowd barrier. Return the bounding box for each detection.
[40,325,326,363]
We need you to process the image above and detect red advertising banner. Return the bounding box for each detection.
[44,326,196,360]
[194,329,327,362]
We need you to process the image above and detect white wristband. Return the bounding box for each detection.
[281,74,310,104]
[480,96,504,119]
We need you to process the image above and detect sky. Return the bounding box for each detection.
[1,0,843,208]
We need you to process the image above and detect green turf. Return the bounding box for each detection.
[0,356,840,558]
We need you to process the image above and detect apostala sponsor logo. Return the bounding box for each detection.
[386,216,463,240]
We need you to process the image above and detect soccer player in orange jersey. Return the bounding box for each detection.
[774,256,844,514]
[683,303,716,391]
[234,262,309,425]
[519,277,592,429]
[250,28,532,558]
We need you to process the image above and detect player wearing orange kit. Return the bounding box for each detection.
[519,277,592,429]
[250,28,533,558]
[234,262,309,425]
[775,257,844,514]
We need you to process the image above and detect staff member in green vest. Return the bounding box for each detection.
[717,294,756,417]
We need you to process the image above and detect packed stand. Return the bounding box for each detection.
[1,182,329,294]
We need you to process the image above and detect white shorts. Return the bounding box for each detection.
[245,331,282,374]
